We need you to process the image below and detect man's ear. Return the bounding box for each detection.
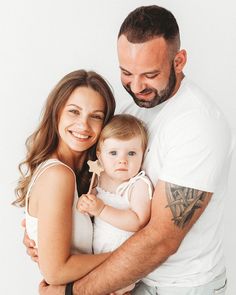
[174,49,187,73]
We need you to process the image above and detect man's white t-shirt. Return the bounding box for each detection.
[119,77,234,287]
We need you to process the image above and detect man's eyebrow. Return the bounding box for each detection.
[119,66,160,75]
[119,66,130,73]
[142,70,160,75]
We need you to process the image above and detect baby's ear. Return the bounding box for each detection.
[96,152,104,170]
[96,150,100,159]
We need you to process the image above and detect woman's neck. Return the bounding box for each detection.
[52,150,87,172]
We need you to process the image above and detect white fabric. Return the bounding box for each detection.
[25,159,93,254]
[93,171,153,254]
[119,77,234,287]
[133,271,227,295]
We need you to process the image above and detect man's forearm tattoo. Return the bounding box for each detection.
[165,183,207,229]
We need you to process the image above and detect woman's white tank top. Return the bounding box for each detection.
[25,159,93,254]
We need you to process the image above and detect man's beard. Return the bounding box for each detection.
[123,64,176,109]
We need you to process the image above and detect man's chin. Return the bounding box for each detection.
[123,85,159,108]
[133,99,155,108]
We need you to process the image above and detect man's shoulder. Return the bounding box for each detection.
[117,99,136,114]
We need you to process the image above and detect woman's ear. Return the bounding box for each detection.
[174,49,187,73]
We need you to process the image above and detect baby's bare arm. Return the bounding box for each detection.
[99,179,152,232]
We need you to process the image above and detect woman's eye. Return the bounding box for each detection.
[128,151,136,156]
[69,109,79,115]
[91,114,104,121]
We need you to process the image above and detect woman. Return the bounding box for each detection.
[13,69,115,284]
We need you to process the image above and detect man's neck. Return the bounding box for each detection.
[171,72,185,98]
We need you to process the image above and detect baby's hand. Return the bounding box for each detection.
[77,194,105,216]
[77,194,88,213]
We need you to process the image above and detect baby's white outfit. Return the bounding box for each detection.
[93,171,153,254]
[25,159,93,254]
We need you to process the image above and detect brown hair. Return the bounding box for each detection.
[96,114,148,154]
[118,5,180,58]
[13,70,116,207]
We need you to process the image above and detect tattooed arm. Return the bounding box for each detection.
[59,180,211,295]
[165,182,209,229]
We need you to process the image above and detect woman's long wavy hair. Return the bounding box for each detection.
[13,70,116,207]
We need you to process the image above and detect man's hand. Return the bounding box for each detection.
[21,218,38,262]
[39,280,65,295]
[39,281,130,295]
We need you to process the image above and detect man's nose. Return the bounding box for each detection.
[130,77,145,94]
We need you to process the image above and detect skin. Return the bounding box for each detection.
[118,35,186,108]
[78,136,151,231]
[57,86,106,164]
[76,135,151,295]
[97,136,144,190]
[25,86,114,285]
[28,35,211,294]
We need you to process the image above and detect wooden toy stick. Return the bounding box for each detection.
[87,160,104,194]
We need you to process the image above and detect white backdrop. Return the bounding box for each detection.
[0,1,235,294]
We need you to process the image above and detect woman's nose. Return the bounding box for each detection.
[75,117,89,130]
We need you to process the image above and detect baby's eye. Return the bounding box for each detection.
[109,151,117,156]
[128,151,136,156]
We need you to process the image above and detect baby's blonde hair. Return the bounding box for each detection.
[96,114,148,153]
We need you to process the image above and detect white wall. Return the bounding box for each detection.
[0,1,235,294]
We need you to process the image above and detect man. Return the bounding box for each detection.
[27,5,233,295]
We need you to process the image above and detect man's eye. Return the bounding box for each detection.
[146,74,158,79]
[128,151,136,156]
[122,71,131,76]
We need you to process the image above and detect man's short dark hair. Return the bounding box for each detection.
[118,5,180,52]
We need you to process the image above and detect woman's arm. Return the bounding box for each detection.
[32,165,110,285]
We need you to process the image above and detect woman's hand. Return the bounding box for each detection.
[39,280,65,295]
[21,219,38,262]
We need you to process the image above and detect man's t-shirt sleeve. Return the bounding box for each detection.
[159,110,232,193]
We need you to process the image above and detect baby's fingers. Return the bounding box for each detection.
[86,194,97,201]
